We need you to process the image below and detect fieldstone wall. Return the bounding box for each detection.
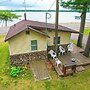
[10,51,47,66]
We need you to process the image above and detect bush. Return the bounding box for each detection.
[10,66,23,77]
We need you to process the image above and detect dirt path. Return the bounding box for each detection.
[30,60,50,81]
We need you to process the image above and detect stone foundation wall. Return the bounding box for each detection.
[10,51,47,66]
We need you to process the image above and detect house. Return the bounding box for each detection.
[5,20,79,66]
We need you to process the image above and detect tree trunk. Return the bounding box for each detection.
[5,20,7,27]
[83,33,90,57]
[77,6,87,48]
[2,20,4,27]
[55,0,59,56]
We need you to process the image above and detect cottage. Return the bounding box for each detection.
[5,20,78,66]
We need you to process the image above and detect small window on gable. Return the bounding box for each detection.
[26,30,30,35]
[31,40,37,50]
[53,37,60,44]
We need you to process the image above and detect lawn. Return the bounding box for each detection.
[71,28,90,47]
[72,28,90,36]
[0,35,90,90]
[84,28,90,36]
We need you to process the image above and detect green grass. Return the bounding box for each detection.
[84,28,90,36]
[70,39,77,45]
[0,35,90,90]
[71,28,90,48]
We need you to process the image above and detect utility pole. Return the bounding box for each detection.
[55,0,59,56]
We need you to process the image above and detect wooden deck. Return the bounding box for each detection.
[49,44,90,76]
[54,65,64,76]
[59,44,90,67]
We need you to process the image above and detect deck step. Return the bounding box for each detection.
[54,66,64,76]
[76,66,85,72]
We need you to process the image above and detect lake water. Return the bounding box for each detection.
[0,12,90,26]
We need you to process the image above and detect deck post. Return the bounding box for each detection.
[62,65,66,76]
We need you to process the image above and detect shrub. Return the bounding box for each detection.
[10,66,23,77]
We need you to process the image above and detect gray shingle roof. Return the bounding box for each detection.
[5,20,79,41]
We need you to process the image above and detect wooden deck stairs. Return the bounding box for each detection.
[54,65,64,76]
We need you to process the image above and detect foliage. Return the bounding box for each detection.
[44,80,51,90]
[0,10,21,26]
[10,66,23,77]
[84,28,90,36]
[70,27,90,45]
[71,39,77,45]
[61,0,90,12]
[61,0,90,47]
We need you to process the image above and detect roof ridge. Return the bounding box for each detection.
[5,20,79,41]
[28,26,50,37]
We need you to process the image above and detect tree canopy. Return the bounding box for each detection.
[61,0,90,11]
[61,0,90,47]
[0,11,21,26]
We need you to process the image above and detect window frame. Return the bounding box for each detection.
[31,40,38,51]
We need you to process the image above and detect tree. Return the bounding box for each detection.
[60,0,90,47]
[0,10,21,26]
[83,33,90,57]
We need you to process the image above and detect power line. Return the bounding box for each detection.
[48,0,55,11]
[45,0,56,23]
[45,0,56,34]
[23,0,26,12]
[45,0,56,20]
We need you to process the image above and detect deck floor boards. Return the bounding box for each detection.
[49,44,90,76]
[59,44,90,66]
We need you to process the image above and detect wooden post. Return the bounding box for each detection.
[62,65,66,76]
[55,0,59,56]
[72,65,76,73]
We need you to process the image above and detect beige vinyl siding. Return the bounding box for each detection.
[47,31,71,46]
[8,30,47,55]
[8,28,71,55]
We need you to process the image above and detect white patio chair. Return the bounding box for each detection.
[55,58,62,67]
[59,46,65,55]
[48,50,56,60]
[67,43,73,52]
